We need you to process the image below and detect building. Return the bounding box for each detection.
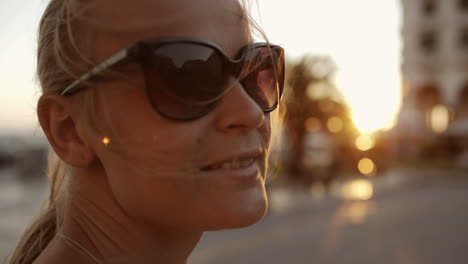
[395,0,468,159]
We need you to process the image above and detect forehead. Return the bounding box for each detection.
[85,0,250,60]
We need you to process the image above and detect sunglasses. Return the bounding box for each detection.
[61,37,285,121]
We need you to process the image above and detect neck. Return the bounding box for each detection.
[48,168,203,264]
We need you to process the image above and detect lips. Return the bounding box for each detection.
[200,150,263,171]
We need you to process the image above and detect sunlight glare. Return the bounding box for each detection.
[336,70,401,133]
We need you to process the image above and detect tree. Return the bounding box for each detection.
[282,55,356,185]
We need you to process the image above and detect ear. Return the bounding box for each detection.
[37,93,96,168]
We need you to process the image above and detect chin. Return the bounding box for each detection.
[208,190,269,230]
[229,201,269,229]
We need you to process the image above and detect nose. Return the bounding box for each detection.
[212,79,265,132]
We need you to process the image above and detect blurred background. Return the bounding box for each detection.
[1,0,468,263]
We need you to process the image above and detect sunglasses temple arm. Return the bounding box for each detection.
[60,49,132,96]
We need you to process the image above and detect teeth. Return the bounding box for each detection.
[212,158,255,170]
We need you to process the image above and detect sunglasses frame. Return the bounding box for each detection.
[60,37,285,120]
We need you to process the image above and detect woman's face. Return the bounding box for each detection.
[80,0,271,230]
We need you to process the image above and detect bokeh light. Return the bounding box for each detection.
[430,104,450,133]
[358,158,376,176]
[327,116,344,133]
[305,117,322,133]
[355,134,375,151]
[341,179,374,200]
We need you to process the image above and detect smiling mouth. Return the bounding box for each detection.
[200,157,257,171]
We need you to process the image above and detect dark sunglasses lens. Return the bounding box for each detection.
[241,46,284,111]
[144,43,228,119]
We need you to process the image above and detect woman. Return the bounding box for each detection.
[9,0,284,263]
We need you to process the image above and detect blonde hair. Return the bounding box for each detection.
[7,1,278,263]
[8,0,87,263]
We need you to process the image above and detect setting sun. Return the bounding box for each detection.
[334,45,402,133]
[252,0,402,134]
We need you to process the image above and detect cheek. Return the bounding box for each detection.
[95,126,209,226]
[92,88,272,228]
[91,87,212,216]
[93,80,204,169]
[96,126,269,229]
[98,103,206,183]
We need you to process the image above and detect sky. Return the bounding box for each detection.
[0,0,402,134]
[0,0,47,134]
[252,0,402,133]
